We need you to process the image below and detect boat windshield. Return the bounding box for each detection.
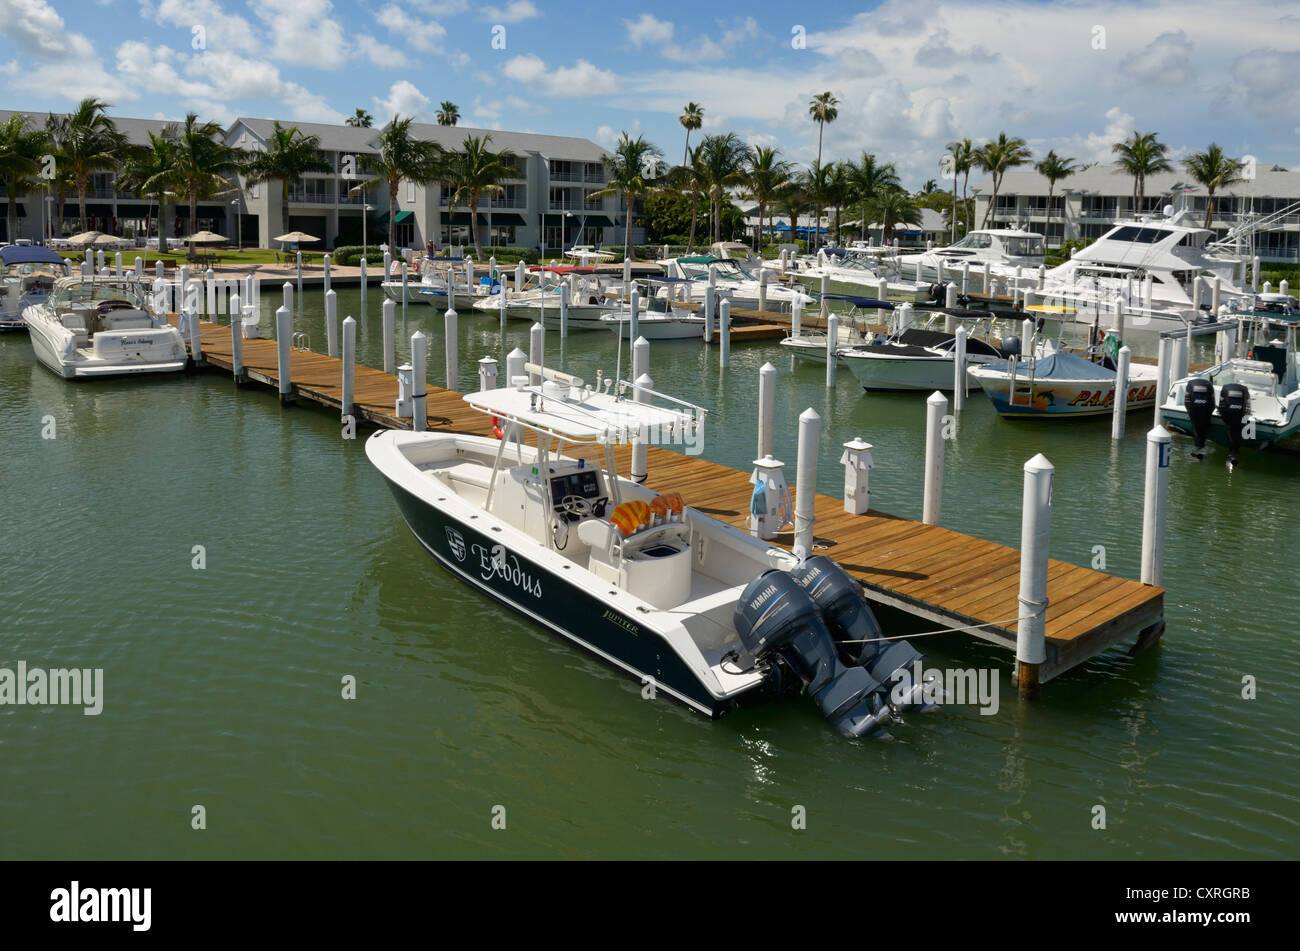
[54,280,148,310]
[1002,237,1043,257]
[677,259,746,281]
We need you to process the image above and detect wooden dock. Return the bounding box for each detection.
[180,316,1165,684]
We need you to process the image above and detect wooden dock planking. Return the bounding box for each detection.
[182,316,1164,682]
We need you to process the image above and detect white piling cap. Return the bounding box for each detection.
[760,361,776,373]
[927,390,948,406]
[842,436,872,451]
[753,454,785,469]
[799,407,820,423]
[1023,452,1055,473]
[1147,425,1172,442]
[634,336,649,348]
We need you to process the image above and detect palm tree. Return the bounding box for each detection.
[118,127,179,254]
[592,133,664,253]
[172,113,240,252]
[0,114,49,244]
[679,102,703,166]
[666,145,708,252]
[242,121,332,236]
[777,179,806,248]
[696,133,746,244]
[50,97,126,232]
[1183,143,1242,230]
[436,102,460,126]
[1035,150,1079,234]
[871,186,922,244]
[802,160,835,251]
[808,92,839,170]
[975,132,1031,227]
[356,115,442,248]
[945,137,974,239]
[742,145,793,252]
[847,152,900,243]
[441,134,518,257]
[1112,130,1172,212]
[346,109,373,128]
[828,163,855,245]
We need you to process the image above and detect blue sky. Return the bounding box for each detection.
[1,0,1298,186]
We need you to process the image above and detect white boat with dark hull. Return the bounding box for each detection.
[366,365,934,735]
[24,275,187,379]
[840,319,1011,392]
[1,246,70,330]
[1163,309,1300,466]
[382,257,480,307]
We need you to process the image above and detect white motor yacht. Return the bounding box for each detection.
[792,248,937,303]
[24,275,187,379]
[365,363,934,735]
[659,255,814,312]
[896,228,1044,285]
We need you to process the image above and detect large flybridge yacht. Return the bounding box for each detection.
[1,245,70,330]
[1031,209,1253,330]
[24,275,187,379]
[365,364,934,736]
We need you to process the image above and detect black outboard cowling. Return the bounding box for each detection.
[1218,382,1251,466]
[1000,335,1021,358]
[789,556,933,713]
[929,282,947,303]
[734,570,892,737]
[1183,378,1216,456]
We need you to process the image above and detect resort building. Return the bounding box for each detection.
[972,164,1300,261]
[2,109,624,253]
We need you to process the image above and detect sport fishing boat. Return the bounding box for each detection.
[838,311,1012,391]
[779,294,895,364]
[470,266,607,321]
[1,246,70,330]
[365,364,934,736]
[601,280,704,340]
[382,256,487,306]
[24,275,187,379]
[792,248,936,303]
[1162,310,1299,466]
[967,335,1160,418]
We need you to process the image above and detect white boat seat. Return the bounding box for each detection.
[578,518,619,560]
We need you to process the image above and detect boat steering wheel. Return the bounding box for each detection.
[558,495,596,521]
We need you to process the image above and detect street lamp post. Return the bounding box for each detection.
[230,198,241,252]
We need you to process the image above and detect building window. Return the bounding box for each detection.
[406,181,415,202]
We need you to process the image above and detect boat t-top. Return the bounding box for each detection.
[1,245,70,330]
[24,274,187,379]
[365,363,934,736]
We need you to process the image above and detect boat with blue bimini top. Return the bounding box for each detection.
[1,245,70,330]
[365,363,936,736]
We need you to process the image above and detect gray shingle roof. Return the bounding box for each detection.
[973,163,1300,199]
[0,109,175,146]
[229,117,382,153]
[406,122,609,161]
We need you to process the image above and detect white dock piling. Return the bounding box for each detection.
[629,289,640,342]
[791,296,802,337]
[134,256,143,280]
[631,372,652,484]
[758,269,769,313]
[840,437,873,515]
[275,305,292,403]
[820,272,830,320]
[793,408,821,561]
[953,326,967,410]
[341,317,356,420]
[632,335,649,387]
[323,253,331,297]
[704,286,715,343]
[923,391,947,525]
[515,260,525,295]
[1172,333,1189,384]
[1037,265,1046,290]
[382,299,395,374]
[507,348,527,389]
[282,280,292,315]
[1016,453,1054,696]
[295,251,303,321]
[400,262,408,322]
[383,249,392,281]
[877,277,888,303]
[325,289,338,358]
[478,356,498,391]
[1281,279,1290,298]
[945,282,958,310]
[499,282,508,338]
[410,332,427,432]
[1112,345,1132,440]
[188,306,202,364]
[559,282,569,339]
[1262,280,1272,295]
[1192,275,1204,313]
[825,313,838,387]
[1141,426,1171,586]
[623,257,632,298]
[1211,275,1221,313]
[529,322,544,384]
[719,299,731,368]
[1154,337,1170,425]
[758,362,776,460]
[155,260,165,282]
[463,256,473,305]
[444,306,458,391]
[360,258,368,313]
[1252,255,1261,291]
[961,262,970,297]
[229,292,243,382]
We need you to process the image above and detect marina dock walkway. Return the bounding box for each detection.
[180,316,1165,684]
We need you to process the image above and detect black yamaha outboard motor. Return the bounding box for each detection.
[1218,382,1251,468]
[789,557,934,714]
[1182,378,1216,458]
[734,571,892,738]
[1000,334,1021,359]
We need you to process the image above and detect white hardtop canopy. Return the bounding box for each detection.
[464,367,705,446]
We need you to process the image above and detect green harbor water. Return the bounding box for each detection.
[2,288,1297,860]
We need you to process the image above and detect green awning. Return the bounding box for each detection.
[580,215,614,227]
[378,209,414,223]
[486,213,526,226]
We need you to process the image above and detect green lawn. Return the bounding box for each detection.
[57,248,329,268]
